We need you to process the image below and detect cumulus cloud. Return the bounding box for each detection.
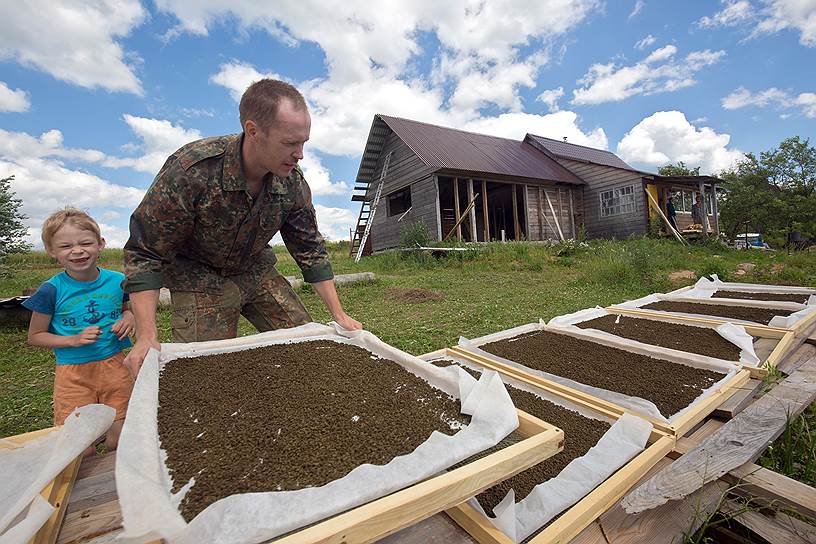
[103,115,203,174]
[0,0,145,93]
[314,204,357,241]
[697,0,754,28]
[298,153,351,196]
[0,81,29,112]
[616,111,744,174]
[464,111,608,149]
[572,46,725,105]
[536,87,564,112]
[722,86,816,117]
[634,34,657,50]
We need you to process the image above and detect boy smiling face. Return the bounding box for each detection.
[47,222,106,281]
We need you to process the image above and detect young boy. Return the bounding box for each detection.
[23,207,135,454]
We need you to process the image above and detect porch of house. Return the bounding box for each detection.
[645,175,722,237]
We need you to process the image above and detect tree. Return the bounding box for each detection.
[658,161,701,177]
[0,175,31,255]
[718,137,816,245]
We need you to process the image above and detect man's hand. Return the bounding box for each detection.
[111,311,135,340]
[124,338,160,377]
[73,326,102,346]
[333,310,363,331]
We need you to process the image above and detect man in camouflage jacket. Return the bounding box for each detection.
[122,79,362,375]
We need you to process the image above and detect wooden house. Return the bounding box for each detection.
[351,115,721,253]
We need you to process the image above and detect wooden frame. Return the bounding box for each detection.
[1,426,81,544]
[434,351,676,544]
[271,419,564,543]
[447,344,751,438]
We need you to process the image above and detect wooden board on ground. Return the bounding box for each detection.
[447,345,751,438]
[621,348,816,514]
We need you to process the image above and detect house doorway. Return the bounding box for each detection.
[438,177,526,241]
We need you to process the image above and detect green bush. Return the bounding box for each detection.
[399,220,432,248]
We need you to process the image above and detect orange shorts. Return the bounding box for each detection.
[53,351,134,425]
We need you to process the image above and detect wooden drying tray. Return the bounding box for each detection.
[439,353,675,544]
[446,345,751,439]
[606,304,816,373]
[1,426,81,544]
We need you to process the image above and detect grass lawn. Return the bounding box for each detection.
[2,237,814,439]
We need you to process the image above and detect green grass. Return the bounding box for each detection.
[2,238,815,440]
[758,402,816,487]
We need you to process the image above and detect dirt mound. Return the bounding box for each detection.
[387,287,444,303]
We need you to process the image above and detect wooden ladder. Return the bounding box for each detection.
[350,152,392,262]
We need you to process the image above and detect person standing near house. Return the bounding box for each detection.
[691,195,703,226]
[122,79,362,376]
[666,196,678,232]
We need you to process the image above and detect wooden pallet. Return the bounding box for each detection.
[447,345,750,438]
[440,364,676,544]
[1,426,81,544]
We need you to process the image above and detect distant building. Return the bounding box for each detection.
[351,115,721,253]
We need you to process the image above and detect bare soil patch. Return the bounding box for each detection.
[643,300,791,325]
[386,287,444,303]
[712,290,809,304]
[158,341,470,521]
[437,360,610,517]
[481,330,724,418]
[577,314,742,361]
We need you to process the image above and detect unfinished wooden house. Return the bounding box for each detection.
[351,116,721,253]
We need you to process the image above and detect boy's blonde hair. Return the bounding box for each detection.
[41,207,102,250]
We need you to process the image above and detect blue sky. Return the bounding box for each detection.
[1,0,814,247]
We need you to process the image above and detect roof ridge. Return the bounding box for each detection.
[528,133,617,155]
[378,114,524,144]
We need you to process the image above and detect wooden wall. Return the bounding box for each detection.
[556,159,647,239]
[526,184,577,241]
[368,175,439,252]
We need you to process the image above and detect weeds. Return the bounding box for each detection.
[758,403,816,487]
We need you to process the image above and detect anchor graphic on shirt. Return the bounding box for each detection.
[83,300,105,325]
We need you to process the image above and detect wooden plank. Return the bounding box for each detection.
[778,344,816,375]
[447,346,674,437]
[712,378,763,419]
[793,306,816,334]
[380,513,477,544]
[622,352,816,514]
[720,499,811,544]
[468,179,477,242]
[512,185,520,241]
[669,369,751,437]
[607,307,789,339]
[482,180,489,242]
[529,435,675,544]
[272,427,564,544]
[57,499,122,544]
[75,452,115,481]
[766,331,798,369]
[31,456,82,544]
[568,520,608,544]
[754,338,781,364]
[772,512,816,543]
[454,177,462,241]
[725,463,816,520]
[445,503,513,544]
[1,426,57,448]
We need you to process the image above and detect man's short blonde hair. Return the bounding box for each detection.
[41,207,102,250]
[239,79,307,133]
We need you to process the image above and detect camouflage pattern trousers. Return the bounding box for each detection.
[169,271,311,342]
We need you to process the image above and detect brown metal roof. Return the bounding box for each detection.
[375,115,584,185]
[526,133,638,171]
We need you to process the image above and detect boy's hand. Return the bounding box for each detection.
[73,326,102,346]
[111,311,135,340]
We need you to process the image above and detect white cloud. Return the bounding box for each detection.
[209,62,282,102]
[572,47,725,105]
[97,222,132,249]
[0,81,29,112]
[463,111,608,149]
[722,86,816,117]
[314,204,357,241]
[629,0,646,19]
[616,111,744,174]
[103,115,203,174]
[298,153,351,196]
[0,0,145,94]
[698,0,754,28]
[753,0,816,46]
[634,34,657,50]
[536,87,564,112]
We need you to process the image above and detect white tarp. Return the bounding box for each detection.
[672,275,816,305]
[116,322,519,544]
[613,291,815,329]
[547,307,760,367]
[422,354,651,543]
[459,321,737,424]
[0,404,115,544]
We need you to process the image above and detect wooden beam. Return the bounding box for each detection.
[606,307,789,340]
[720,499,812,544]
[622,351,816,513]
[537,186,544,240]
[482,180,489,242]
[712,378,763,419]
[31,457,82,544]
[443,194,479,242]
[668,369,751,437]
[544,191,565,241]
[568,188,576,240]
[711,183,720,236]
[453,177,462,241]
[699,179,709,236]
[511,185,520,241]
[726,463,816,521]
[468,179,477,242]
[644,189,686,244]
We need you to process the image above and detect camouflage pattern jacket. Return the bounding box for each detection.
[123,133,333,294]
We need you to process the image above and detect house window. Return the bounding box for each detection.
[600,185,635,217]
[387,187,412,217]
[669,188,714,214]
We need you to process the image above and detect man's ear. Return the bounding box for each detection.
[244,119,258,138]
[99,237,107,251]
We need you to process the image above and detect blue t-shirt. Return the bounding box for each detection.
[23,268,132,365]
